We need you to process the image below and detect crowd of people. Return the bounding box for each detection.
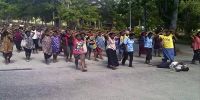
[0,25,200,72]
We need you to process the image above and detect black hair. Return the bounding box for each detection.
[129,33,134,37]
[25,30,31,33]
[197,31,200,35]
[148,32,153,36]
[1,30,10,40]
[109,32,115,36]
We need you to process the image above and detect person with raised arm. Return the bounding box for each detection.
[22,30,34,62]
[144,32,153,64]
[159,29,175,65]
[121,33,135,67]
[0,29,13,64]
[73,32,87,72]
[191,31,200,64]
[106,32,119,70]
[41,28,52,64]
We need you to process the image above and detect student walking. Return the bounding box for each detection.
[120,31,129,60]
[42,29,52,64]
[87,33,97,61]
[13,28,23,52]
[153,35,162,57]
[73,33,87,72]
[22,30,34,62]
[191,32,200,64]
[0,30,13,64]
[96,32,105,60]
[51,30,61,63]
[144,32,153,64]
[31,26,39,53]
[159,30,175,64]
[138,32,146,57]
[106,32,119,70]
[121,33,135,67]
[61,30,70,62]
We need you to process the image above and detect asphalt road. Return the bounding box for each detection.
[0,44,199,100]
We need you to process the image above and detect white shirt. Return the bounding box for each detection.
[106,37,116,50]
[31,30,38,39]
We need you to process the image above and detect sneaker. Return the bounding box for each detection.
[109,66,117,70]
[128,65,133,67]
[69,58,73,62]
[147,60,150,64]
[76,65,79,70]
[82,68,88,72]
[191,60,196,64]
[94,59,99,61]
[8,58,11,63]
[66,59,69,62]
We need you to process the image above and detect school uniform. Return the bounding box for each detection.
[144,36,153,63]
[122,38,134,67]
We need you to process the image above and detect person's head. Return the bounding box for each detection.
[80,32,86,39]
[44,28,51,36]
[65,29,69,34]
[32,26,35,30]
[2,30,10,36]
[25,30,31,37]
[129,33,134,39]
[76,33,81,40]
[15,28,19,32]
[125,30,130,36]
[141,32,146,36]
[54,28,61,35]
[165,29,171,36]
[120,31,125,36]
[98,32,102,36]
[197,31,200,36]
[148,32,153,37]
[19,27,23,31]
[109,32,115,39]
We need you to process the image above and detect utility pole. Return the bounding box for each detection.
[129,1,132,31]
[144,0,147,32]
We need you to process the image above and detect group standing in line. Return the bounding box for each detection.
[0,26,200,72]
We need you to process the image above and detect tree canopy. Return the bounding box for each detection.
[0,0,200,34]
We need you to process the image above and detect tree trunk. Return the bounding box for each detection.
[98,20,101,29]
[170,0,179,30]
[34,18,37,25]
[94,21,97,29]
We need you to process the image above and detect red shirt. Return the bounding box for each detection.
[73,38,84,54]
[192,36,200,50]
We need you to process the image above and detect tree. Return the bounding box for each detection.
[178,0,200,35]
[58,0,100,29]
[156,0,179,30]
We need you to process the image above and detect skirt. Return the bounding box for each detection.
[139,44,146,54]
[106,49,119,67]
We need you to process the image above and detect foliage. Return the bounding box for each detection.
[0,0,199,37]
[178,0,200,35]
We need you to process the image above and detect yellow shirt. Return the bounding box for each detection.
[120,35,128,44]
[159,34,174,48]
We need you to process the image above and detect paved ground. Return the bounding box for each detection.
[0,44,200,100]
